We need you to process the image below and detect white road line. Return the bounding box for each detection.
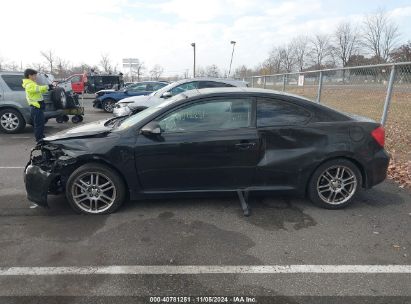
[0,265,410,276]
[0,167,24,169]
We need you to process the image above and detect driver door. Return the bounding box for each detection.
[134,97,259,191]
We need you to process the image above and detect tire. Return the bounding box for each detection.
[51,88,67,109]
[71,115,82,123]
[66,163,126,215]
[102,99,116,113]
[0,108,26,134]
[307,158,362,209]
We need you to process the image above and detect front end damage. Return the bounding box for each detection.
[24,143,77,207]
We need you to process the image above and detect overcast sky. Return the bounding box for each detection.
[1,0,410,76]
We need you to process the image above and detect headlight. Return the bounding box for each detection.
[116,103,131,108]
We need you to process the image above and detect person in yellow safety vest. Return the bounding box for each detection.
[22,69,53,141]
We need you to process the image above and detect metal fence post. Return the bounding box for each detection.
[263,76,267,89]
[282,74,286,91]
[316,71,323,103]
[251,77,255,88]
[381,65,396,126]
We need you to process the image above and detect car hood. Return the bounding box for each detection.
[117,94,164,109]
[43,119,113,141]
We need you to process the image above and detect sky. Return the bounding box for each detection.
[1,0,410,77]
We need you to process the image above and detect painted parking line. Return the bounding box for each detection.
[0,265,410,276]
[0,167,24,169]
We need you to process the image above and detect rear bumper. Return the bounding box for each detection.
[24,164,57,208]
[364,149,390,188]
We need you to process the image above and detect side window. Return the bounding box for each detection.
[159,98,253,133]
[199,81,234,89]
[152,83,166,91]
[169,82,199,96]
[257,98,311,127]
[129,84,147,92]
[70,76,81,83]
[1,75,25,91]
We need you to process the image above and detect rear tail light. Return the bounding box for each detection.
[371,126,385,147]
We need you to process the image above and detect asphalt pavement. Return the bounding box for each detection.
[0,100,410,303]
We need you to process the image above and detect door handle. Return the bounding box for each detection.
[235,142,256,149]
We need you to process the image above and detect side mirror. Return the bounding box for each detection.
[161,91,172,99]
[140,121,162,135]
[123,89,128,94]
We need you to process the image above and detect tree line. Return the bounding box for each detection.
[233,9,411,79]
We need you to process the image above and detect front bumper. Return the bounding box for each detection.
[24,164,58,207]
[93,99,102,108]
[113,105,132,117]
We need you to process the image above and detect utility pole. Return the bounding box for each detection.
[228,41,236,78]
[191,42,196,78]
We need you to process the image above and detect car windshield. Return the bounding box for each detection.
[149,81,177,96]
[117,95,185,130]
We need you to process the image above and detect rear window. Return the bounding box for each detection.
[257,98,311,127]
[1,75,24,91]
[199,81,234,89]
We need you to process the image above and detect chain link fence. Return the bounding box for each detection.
[249,62,411,187]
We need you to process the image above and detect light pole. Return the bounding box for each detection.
[191,42,196,78]
[228,40,236,78]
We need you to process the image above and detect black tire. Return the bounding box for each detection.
[66,163,126,215]
[56,116,65,123]
[307,158,362,209]
[102,99,116,113]
[71,115,82,123]
[0,108,26,134]
[51,88,67,109]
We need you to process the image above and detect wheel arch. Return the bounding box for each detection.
[0,105,29,123]
[304,155,367,196]
[62,157,131,200]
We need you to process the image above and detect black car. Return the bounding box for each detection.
[24,88,389,215]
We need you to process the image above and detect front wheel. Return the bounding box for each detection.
[308,159,362,209]
[66,163,126,215]
[102,99,116,113]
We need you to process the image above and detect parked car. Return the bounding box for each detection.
[24,87,389,215]
[113,78,248,117]
[93,81,168,113]
[67,74,123,94]
[0,71,70,133]
[94,82,137,98]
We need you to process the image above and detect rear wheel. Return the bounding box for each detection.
[0,109,26,134]
[308,159,362,209]
[102,99,116,113]
[66,163,126,215]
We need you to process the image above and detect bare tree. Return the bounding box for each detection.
[205,65,221,78]
[390,41,411,62]
[55,57,71,79]
[291,36,309,72]
[30,62,45,72]
[262,47,282,74]
[40,49,56,74]
[195,66,206,77]
[150,64,164,80]
[279,43,295,73]
[99,53,113,74]
[0,56,5,71]
[131,60,145,82]
[363,9,400,63]
[309,34,334,69]
[334,22,360,67]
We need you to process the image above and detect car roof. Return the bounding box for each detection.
[0,71,23,75]
[180,87,314,102]
[173,77,248,87]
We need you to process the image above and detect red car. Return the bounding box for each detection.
[66,74,123,94]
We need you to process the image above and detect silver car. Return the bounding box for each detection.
[113,78,248,117]
[0,71,64,133]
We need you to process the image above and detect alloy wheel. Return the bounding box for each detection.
[316,165,357,205]
[71,172,117,214]
[0,112,19,131]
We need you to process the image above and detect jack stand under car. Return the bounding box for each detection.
[237,190,251,217]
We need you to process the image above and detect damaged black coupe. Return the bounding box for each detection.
[24,88,390,215]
